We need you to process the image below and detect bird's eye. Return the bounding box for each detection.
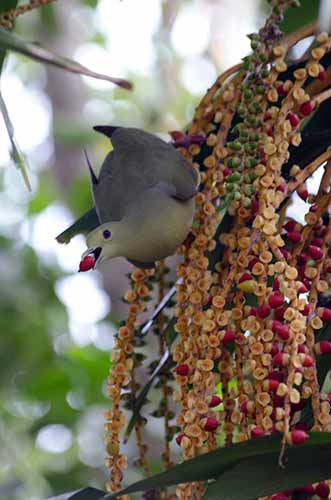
[103,229,112,240]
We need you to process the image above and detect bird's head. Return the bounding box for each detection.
[79,222,120,271]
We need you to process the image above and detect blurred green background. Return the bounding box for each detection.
[0,1,320,498]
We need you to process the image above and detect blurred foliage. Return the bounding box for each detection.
[0,0,326,499]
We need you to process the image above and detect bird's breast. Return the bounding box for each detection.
[123,192,195,263]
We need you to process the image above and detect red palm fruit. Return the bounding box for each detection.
[302,304,310,316]
[273,352,290,367]
[297,265,305,279]
[277,83,287,96]
[176,432,185,445]
[238,272,253,283]
[271,320,290,340]
[297,484,315,495]
[223,167,231,177]
[251,427,265,438]
[204,417,219,432]
[309,245,324,260]
[298,252,308,264]
[315,482,330,499]
[311,238,323,247]
[283,220,296,232]
[257,304,271,319]
[302,278,311,290]
[249,306,257,316]
[297,283,308,294]
[297,187,309,201]
[299,100,314,116]
[280,248,290,260]
[78,255,95,272]
[251,197,259,215]
[271,320,282,332]
[273,395,285,407]
[315,341,331,355]
[274,306,286,320]
[319,307,331,322]
[269,293,285,309]
[287,231,302,243]
[290,429,309,445]
[277,183,286,192]
[276,324,290,341]
[318,70,326,81]
[272,278,280,291]
[209,395,222,408]
[263,379,279,392]
[287,112,300,127]
[222,330,235,344]
[299,354,314,367]
[264,110,272,120]
[270,344,279,357]
[248,257,259,270]
[269,370,284,382]
[175,364,189,376]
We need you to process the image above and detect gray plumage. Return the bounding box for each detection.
[91,127,198,223]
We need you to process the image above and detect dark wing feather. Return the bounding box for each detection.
[92,128,199,223]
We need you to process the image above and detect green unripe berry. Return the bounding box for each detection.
[228,172,241,183]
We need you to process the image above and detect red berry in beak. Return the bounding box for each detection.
[79,255,96,272]
[169,130,184,141]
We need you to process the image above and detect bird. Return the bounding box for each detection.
[56,126,199,271]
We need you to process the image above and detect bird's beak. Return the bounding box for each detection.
[79,247,102,272]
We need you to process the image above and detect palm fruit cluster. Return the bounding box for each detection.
[104,1,331,499]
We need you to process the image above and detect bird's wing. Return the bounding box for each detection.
[56,208,100,244]
[93,127,199,223]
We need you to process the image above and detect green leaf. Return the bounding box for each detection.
[0,27,133,89]
[0,90,31,190]
[48,487,105,500]
[280,0,319,35]
[56,208,100,244]
[204,437,331,500]
[102,432,331,499]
